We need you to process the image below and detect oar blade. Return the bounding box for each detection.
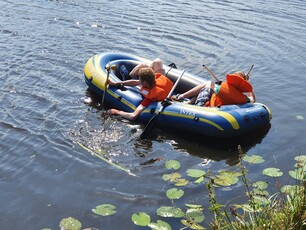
[140,113,159,139]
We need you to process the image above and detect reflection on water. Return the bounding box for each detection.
[167,124,271,165]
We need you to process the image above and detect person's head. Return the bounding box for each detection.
[234,71,248,80]
[139,67,156,88]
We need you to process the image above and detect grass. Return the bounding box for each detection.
[206,147,306,230]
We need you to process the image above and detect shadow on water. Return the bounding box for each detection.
[144,123,271,166]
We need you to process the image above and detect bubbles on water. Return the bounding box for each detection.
[9,88,16,94]
[82,96,92,104]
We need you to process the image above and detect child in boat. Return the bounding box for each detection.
[172,71,256,107]
[107,67,173,120]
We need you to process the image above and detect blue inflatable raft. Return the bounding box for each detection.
[84,52,272,137]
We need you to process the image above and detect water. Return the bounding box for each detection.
[1,0,306,229]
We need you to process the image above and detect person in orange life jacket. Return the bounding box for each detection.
[107,67,173,120]
[172,71,255,107]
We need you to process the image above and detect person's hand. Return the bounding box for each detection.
[108,79,116,86]
[107,109,119,115]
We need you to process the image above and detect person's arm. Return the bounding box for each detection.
[108,79,140,87]
[107,104,146,121]
[248,91,256,103]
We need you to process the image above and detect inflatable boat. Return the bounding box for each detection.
[84,52,272,138]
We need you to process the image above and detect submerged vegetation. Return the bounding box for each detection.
[43,147,306,230]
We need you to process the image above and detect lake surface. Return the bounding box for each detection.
[1,0,306,229]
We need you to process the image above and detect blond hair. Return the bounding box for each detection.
[234,71,248,80]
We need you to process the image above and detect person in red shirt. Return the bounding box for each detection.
[107,67,173,120]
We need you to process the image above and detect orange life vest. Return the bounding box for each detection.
[208,82,248,107]
[207,73,253,107]
[140,73,173,101]
[226,74,253,92]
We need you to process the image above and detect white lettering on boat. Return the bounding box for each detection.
[179,110,196,117]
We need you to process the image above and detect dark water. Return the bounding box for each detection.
[1,0,306,229]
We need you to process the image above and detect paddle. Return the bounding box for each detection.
[246,64,254,80]
[102,63,117,106]
[202,64,221,83]
[140,69,186,139]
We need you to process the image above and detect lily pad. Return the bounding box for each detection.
[92,204,117,216]
[148,220,172,230]
[281,185,303,195]
[185,204,203,209]
[295,155,306,164]
[174,178,189,186]
[131,212,151,226]
[289,168,305,181]
[162,172,182,182]
[186,208,205,223]
[194,176,205,184]
[59,217,82,230]
[253,195,270,206]
[166,188,184,200]
[243,155,265,164]
[157,206,185,218]
[262,167,283,177]
[253,188,269,197]
[181,219,205,229]
[253,181,268,190]
[294,162,306,171]
[186,169,206,178]
[213,174,239,186]
[165,160,181,170]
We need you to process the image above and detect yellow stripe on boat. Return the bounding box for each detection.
[161,111,224,130]
[180,103,240,130]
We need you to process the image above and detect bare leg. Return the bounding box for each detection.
[180,83,207,98]
[150,58,165,75]
[130,58,165,77]
[129,63,149,77]
[179,81,214,103]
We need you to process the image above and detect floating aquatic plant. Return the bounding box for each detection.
[212,171,241,187]
[166,188,184,200]
[59,217,81,230]
[148,220,172,230]
[92,204,117,216]
[262,167,283,177]
[165,160,181,170]
[243,154,265,164]
[131,212,151,226]
[156,206,185,218]
[289,168,305,181]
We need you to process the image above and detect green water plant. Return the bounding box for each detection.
[92,204,117,216]
[59,217,82,230]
